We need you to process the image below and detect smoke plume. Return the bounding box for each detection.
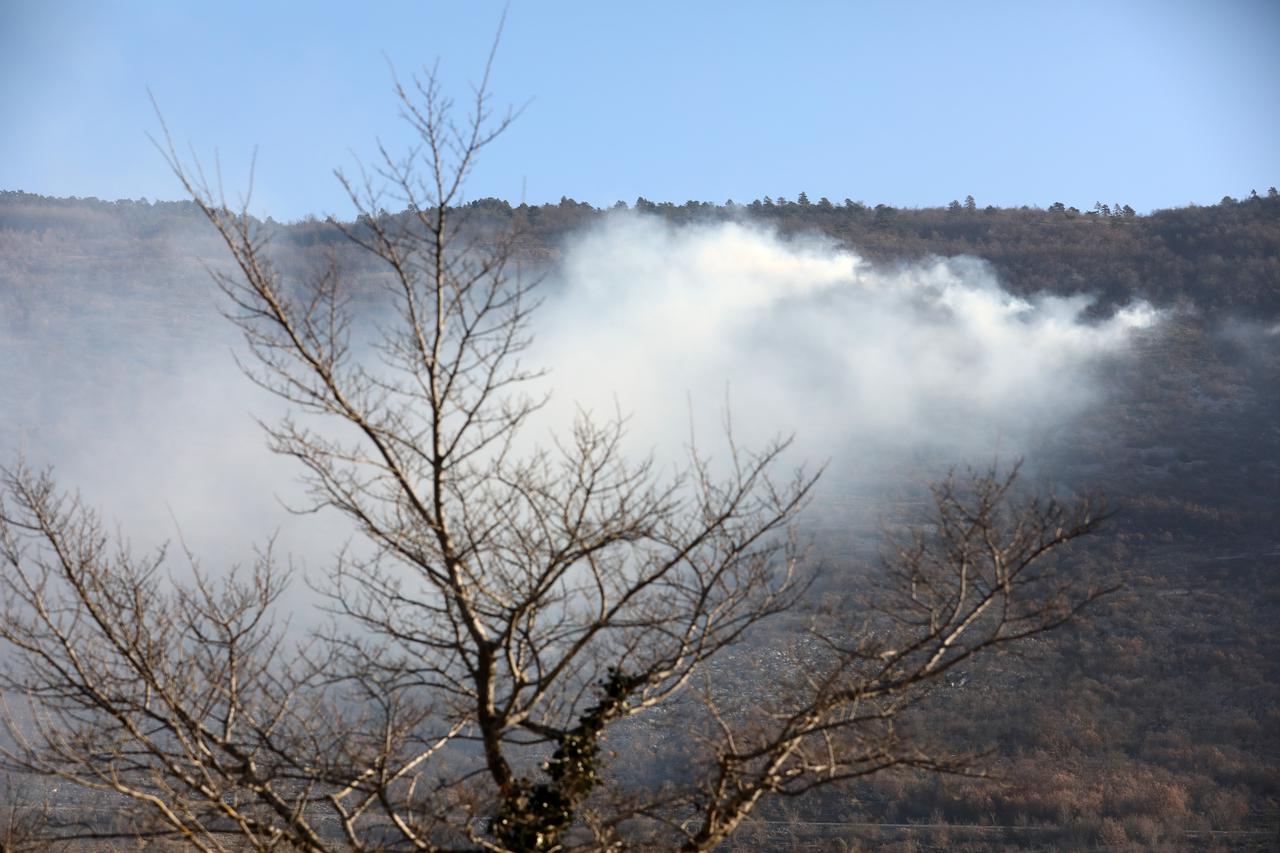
[3,212,1160,579]
[530,214,1158,480]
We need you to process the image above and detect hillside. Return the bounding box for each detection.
[1,189,1278,848]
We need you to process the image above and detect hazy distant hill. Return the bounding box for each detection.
[4,188,1279,316]
[1,188,1278,846]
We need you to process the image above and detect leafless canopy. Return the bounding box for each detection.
[0,52,1109,852]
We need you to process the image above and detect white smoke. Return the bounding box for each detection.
[529,214,1158,478]
[4,212,1161,583]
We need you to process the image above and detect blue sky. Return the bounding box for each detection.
[2,0,1277,220]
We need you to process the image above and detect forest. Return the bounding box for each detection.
[6,185,1280,314]
[0,185,1278,850]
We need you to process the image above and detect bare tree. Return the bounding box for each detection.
[0,773,58,852]
[0,52,1110,851]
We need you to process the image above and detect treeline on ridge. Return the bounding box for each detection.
[3,187,1279,318]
